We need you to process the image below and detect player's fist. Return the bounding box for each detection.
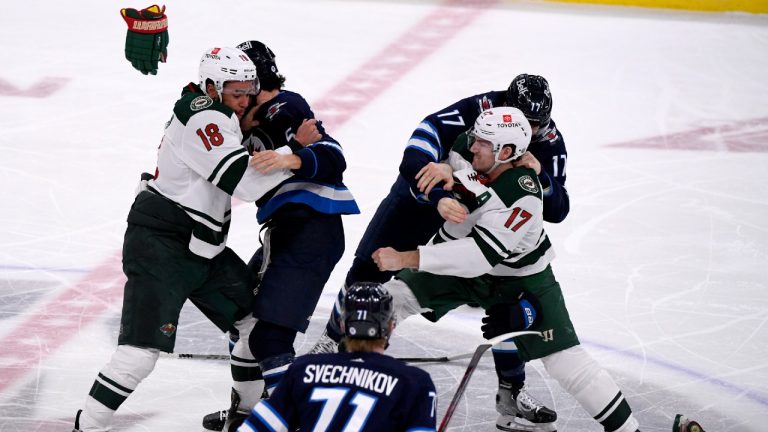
[120,5,169,75]
[372,247,418,272]
[295,119,322,147]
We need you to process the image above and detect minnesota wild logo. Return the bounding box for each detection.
[159,323,177,337]
[190,96,213,111]
[518,175,539,194]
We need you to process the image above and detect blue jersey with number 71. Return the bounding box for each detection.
[239,351,437,432]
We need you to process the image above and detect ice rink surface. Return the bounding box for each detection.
[1,0,767,430]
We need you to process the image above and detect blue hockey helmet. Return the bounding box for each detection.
[342,282,394,340]
[506,74,552,126]
[236,40,284,91]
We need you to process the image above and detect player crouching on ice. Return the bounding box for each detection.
[235,282,438,432]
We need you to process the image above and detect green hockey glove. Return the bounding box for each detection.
[120,5,169,75]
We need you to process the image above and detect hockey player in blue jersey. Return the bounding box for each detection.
[237,282,437,432]
[203,41,360,431]
[310,75,566,431]
[204,40,360,431]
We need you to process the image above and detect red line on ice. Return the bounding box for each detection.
[0,0,498,394]
[0,77,70,98]
[313,0,498,130]
[606,117,768,153]
[0,253,124,392]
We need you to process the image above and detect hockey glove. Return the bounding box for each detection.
[120,5,169,75]
[481,292,541,340]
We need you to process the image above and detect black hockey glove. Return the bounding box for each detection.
[481,292,541,340]
[120,5,169,75]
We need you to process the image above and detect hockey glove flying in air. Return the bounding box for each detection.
[481,292,541,339]
[120,5,168,75]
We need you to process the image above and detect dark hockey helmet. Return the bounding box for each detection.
[236,40,283,90]
[342,282,394,340]
[506,74,552,126]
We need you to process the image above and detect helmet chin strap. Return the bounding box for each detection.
[489,148,516,173]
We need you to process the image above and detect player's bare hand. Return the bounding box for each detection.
[512,151,541,175]
[437,197,468,224]
[240,105,260,133]
[373,247,420,271]
[415,162,454,195]
[250,151,301,173]
[295,119,321,147]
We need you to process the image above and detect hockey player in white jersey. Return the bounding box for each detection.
[373,107,704,432]
[72,46,312,432]
[373,107,703,432]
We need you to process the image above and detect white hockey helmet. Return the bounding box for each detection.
[198,46,259,99]
[470,107,532,164]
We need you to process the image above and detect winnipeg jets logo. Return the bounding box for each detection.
[266,101,287,121]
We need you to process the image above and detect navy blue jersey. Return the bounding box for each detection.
[528,118,569,223]
[399,90,569,223]
[239,352,437,432]
[244,90,360,223]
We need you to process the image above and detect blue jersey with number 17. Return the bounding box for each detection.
[238,352,437,432]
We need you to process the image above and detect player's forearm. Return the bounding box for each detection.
[398,250,420,269]
[418,239,493,278]
[293,143,346,179]
[541,175,570,223]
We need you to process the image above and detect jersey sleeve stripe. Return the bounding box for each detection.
[253,400,289,432]
[312,140,344,154]
[406,139,439,162]
[409,132,441,155]
[416,120,440,144]
[207,147,248,183]
[215,156,248,195]
[498,236,552,270]
[435,226,457,242]
[470,226,510,265]
[473,225,509,255]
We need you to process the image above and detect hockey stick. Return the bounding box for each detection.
[162,352,476,363]
[161,352,230,360]
[437,330,541,432]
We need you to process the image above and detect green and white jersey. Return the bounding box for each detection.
[418,165,554,278]
[148,86,292,259]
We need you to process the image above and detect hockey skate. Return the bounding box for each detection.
[496,383,557,432]
[673,414,706,432]
[202,409,228,431]
[221,389,249,432]
[308,329,340,354]
[202,389,252,432]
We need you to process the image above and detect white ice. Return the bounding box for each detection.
[1,0,767,431]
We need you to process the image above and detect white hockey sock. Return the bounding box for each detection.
[81,345,159,430]
[231,315,264,411]
[541,346,639,432]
